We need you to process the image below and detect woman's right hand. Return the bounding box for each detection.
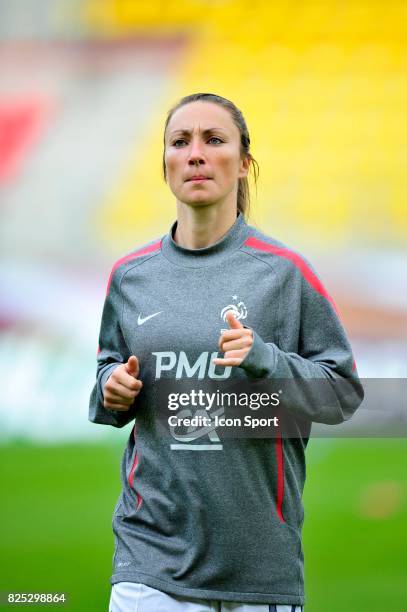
[103,355,143,411]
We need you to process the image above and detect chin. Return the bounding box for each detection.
[176,191,218,207]
[182,200,216,209]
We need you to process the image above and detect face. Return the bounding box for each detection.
[164,101,250,208]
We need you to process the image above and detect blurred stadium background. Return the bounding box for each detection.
[0,0,406,610]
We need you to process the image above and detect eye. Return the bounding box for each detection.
[171,136,223,147]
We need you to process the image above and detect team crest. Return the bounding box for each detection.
[220,295,247,332]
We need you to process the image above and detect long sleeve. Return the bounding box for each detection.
[239,261,364,425]
[88,266,137,428]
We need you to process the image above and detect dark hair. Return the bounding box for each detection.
[162,93,259,219]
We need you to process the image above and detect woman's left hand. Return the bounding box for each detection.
[212,311,253,367]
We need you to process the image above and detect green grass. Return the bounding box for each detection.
[1,439,406,610]
[303,439,407,610]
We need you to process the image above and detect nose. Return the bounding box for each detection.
[187,138,205,166]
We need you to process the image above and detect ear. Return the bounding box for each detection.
[238,155,251,179]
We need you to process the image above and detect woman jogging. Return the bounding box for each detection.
[89,92,364,612]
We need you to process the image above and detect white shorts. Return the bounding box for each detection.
[109,581,304,612]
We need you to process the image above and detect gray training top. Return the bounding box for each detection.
[89,212,364,606]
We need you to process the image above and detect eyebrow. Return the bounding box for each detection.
[168,127,227,138]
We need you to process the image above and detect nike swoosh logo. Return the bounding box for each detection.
[137,311,162,326]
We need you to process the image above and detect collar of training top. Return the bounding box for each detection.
[161,212,250,268]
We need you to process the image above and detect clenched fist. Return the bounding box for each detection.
[213,311,253,367]
[103,355,143,411]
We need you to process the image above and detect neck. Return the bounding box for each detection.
[174,200,239,250]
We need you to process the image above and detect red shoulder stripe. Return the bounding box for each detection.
[96,238,162,355]
[244,236,358,370]
[244,236,338,315]
[105,239,162,296]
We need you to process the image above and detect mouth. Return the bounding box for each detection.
[186,176,212,182]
